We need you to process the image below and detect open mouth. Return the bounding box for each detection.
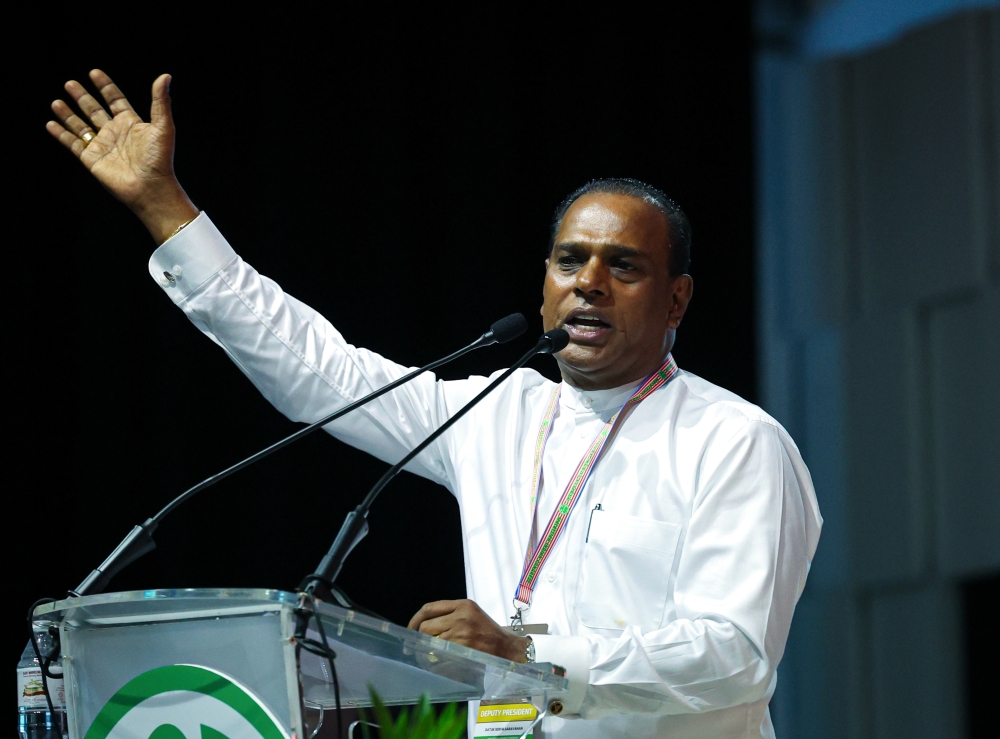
[564,314,613,338]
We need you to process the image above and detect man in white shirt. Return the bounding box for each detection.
[46,70,822,739]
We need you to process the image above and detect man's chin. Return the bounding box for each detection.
[554,345,616,375]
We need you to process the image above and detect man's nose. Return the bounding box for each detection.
[574,258,609,295]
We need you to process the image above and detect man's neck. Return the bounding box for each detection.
[558,354,672,392]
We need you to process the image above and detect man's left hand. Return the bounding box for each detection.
[407,599,530,662]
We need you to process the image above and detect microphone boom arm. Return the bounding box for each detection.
[70,315,528,597]
[302,329,569,595]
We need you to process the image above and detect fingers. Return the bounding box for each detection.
[407,600,461,631]
[49,73,122,153]
[50,98,97,140]
[45,119,87,159]
[49,98,99,159]
[407,599,515,657]
[416,615,453,637]
[89,69,136,117]
[63,79,112,129]
[149,74,174,131]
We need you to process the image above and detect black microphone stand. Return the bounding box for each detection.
[298,328,570,603]
[291,328,567,739]
[30,314,531,739]
[67,314,528,598]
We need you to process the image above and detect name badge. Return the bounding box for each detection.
[474,700,538,738]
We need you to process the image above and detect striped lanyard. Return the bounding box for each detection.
[513,355,679,612]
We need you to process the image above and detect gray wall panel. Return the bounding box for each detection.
[756,7,998,737]
[869,584,965,739]
[854,14,983,308]
[776,588,862,739]
[929,287,1000,576]
[976,12,1000,284]
[803,330,849,587]
[846,311,923,583]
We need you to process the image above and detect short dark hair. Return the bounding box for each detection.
[549,178,692,276]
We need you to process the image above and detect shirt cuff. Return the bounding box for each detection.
[531,634,590,716]
[148,212,237,303]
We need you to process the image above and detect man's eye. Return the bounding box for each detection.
[612,260,636,271]
[558,256,581,267]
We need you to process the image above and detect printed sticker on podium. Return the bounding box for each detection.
[473,700,538,738]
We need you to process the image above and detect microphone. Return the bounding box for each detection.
[300,328,569,600]
[69,313,529,597]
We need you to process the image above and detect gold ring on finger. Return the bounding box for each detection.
[81,131,96,144]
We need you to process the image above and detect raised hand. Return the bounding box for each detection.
[46,69,199,244]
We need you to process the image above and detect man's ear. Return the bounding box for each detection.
[667,275,694,329]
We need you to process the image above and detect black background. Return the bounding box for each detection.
[9,3,756,683]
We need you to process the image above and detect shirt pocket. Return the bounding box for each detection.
[576,509,682,632]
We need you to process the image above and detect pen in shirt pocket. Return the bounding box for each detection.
[586,503,603,542]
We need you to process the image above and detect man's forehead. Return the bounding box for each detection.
[555,193,669,252]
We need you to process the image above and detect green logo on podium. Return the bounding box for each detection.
[85,664,289,739]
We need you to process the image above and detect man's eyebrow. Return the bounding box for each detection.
[555,242,646,258]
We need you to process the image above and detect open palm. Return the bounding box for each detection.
[47,70,176,209]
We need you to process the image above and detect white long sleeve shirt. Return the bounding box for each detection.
[149,214,822,739]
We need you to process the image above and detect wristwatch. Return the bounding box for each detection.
[525,637,535,663]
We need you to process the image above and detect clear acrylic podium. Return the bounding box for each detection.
[31,588,568,739]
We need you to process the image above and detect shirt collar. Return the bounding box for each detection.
[559,376,646,414]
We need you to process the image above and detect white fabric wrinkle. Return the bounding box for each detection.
[213,259,450,482]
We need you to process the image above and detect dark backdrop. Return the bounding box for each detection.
[9,7,756,666]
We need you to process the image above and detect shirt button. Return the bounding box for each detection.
[547,572,556,583]
[582,396,593,408]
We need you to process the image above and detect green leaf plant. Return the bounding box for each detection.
[359,688,467,739]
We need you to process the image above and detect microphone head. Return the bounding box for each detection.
[538,328,570,354]
[489,313,529,344]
